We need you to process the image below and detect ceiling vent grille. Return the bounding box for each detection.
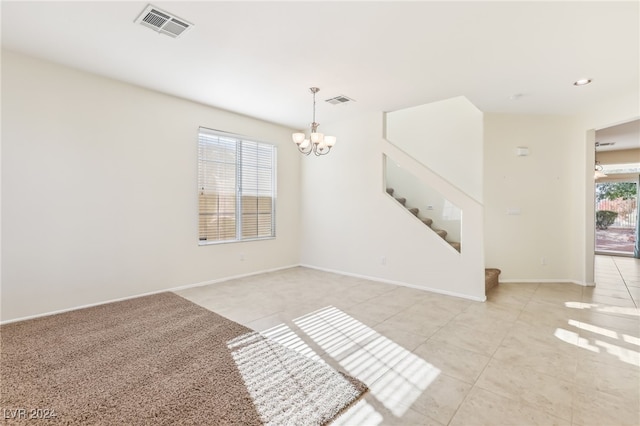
[135,5,193,38]
[325,95,355,105]
[596,142,616,147]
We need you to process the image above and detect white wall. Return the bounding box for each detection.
[386,96,484,203]
[1,50,301,322]
[300,112,485,301]
[484,114,580,282]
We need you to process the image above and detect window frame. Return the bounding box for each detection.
[198,127,277,245]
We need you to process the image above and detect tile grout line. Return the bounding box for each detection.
[611,256,639,309]
[444,291,534,425]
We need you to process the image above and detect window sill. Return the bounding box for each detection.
[198,236,276,246]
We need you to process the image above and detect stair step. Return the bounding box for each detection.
[388,191,457,251]
[485,268,501,293]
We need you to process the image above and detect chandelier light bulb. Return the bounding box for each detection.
[311,132,324,144]
[292,133,305,144]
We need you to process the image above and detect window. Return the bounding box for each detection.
[198,127,276,244]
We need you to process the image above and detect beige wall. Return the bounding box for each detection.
[1,50,301,322]
[485,110,639,285]
[385,96,484,202]
[484,114,578,282]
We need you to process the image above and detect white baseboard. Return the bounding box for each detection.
[300,264,487,302]
[169,264,299,293]
[499,278,593,286]
[0,264,300,325]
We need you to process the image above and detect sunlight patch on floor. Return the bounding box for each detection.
[565,301,640,316]
[554,328,599,353]
[227,331,365,425]
[260,323,324,362]
[555,319,640,367]
[368,352,441,416]
[568,319,619,339]
[594,339,640,367]
[257,306,439,419]
[294,306,439,417]
[294,307,376,359]
[565,301,594,309]
[623,334,640,346]
[331,400,383,426]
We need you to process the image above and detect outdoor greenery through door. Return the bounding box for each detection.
[595,181,638,255]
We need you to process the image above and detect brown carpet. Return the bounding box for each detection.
[0,292,367,425]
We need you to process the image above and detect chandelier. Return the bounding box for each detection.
[292,87,336,156]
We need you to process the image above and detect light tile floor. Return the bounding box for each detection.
[176,256,640,426]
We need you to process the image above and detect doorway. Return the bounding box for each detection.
[595,180,637,255]
[594,119,640,258]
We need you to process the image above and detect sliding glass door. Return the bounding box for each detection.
[595,180,638,256]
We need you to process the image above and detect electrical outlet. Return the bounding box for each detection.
[540,257,546,265]
[381,256,387,266]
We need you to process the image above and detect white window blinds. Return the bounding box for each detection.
[198,128,276,244]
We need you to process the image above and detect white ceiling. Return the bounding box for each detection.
[2,1,639,132]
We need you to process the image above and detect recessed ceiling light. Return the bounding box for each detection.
[573,78,592,86]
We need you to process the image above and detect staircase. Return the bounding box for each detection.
[485,268,501,293]
[386,187,500,293]
[386,187,461,252]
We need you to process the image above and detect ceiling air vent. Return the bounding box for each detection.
[325,95,355,105]
[135,5,193,38]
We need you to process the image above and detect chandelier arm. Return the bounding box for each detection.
[298,144,313,156]
[314,146,331,156]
